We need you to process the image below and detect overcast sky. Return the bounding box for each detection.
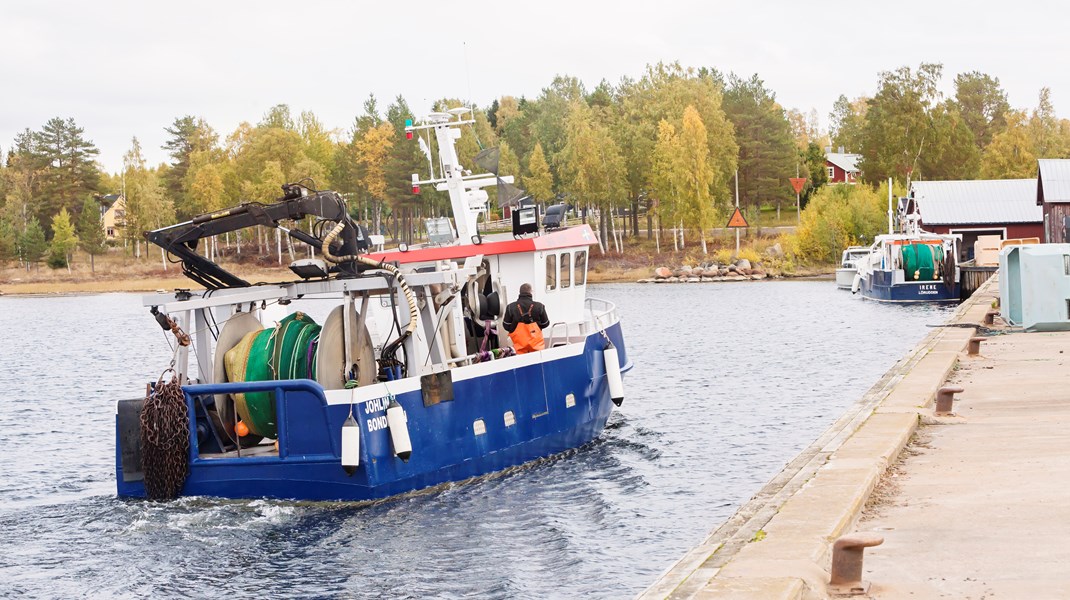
[3,0,1067,173]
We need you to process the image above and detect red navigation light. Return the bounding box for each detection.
[412,184,420,194]
[406,130,413,140]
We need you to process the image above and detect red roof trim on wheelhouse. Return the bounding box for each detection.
[366,225,596,264]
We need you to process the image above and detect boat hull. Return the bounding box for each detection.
[116,322,629,502]
[858,269,960,303]
[835,268,856,289]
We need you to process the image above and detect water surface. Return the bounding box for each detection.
[0,282,951,598]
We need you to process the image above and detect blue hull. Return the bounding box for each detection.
[116,322,629,502]
[859,269,960,303]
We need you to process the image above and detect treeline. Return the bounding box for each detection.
[832,63,1070,182]
[1,61,1068,268]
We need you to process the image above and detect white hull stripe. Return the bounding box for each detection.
[324,340,588,406]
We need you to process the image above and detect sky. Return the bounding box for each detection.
[3,0,1068,174]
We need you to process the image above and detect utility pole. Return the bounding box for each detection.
[796,163,801,224]
[735,170,740,254]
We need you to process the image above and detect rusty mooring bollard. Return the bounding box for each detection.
[829,532,884,596]
[984,309,999,325]
[935,386,964,416]
[967,336,985,356]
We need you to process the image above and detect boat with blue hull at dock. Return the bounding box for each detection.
[116,107,630,502]
[852,185,962,304]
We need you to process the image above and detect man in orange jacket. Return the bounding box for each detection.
[502,283,550,353]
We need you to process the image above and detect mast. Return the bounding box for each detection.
[405,109,514,244]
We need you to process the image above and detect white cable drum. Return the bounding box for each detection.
[605,344,624,407]
[212,311,263,431]
[341,413,360,474]
[386,398,412,461]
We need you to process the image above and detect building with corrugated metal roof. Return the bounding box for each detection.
[910,179,1043,260]
[1037,159,1070,243]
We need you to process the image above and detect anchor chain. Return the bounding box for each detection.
[140,369,190,500]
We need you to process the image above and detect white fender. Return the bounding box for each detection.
[341,414,360,474]
[604,343,624,407]
[851,273,861,295]
[386,398,412,461]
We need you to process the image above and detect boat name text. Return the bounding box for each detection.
[365,397,390,414]
[367,415,389,432]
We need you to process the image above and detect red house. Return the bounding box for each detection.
[825,151,861,184]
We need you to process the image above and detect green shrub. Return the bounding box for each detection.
[47,252,68,269]
[737,247,761,264]
[789,183,894,264]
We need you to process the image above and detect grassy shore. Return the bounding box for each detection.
[1,233,834,296]
[0,249,293,296]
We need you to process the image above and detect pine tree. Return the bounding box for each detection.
[383,96,425,243]
[77,197,107,273]
[954,71,1010,150]
[722,74,796,214]
[162,116,218,219]
[14,118,101,228]
[0,216,16,262]
[19,216,47,271]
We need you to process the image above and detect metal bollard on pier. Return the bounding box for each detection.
[935,386,964,416]
[967,336,985,356]
[829,533,884,596]
[984,310,999,326]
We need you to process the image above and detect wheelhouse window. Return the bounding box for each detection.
[575,250,587,285]
[560,252,571,288]
[546,254,557,290]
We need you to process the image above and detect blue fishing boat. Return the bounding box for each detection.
[852,212,961,303]
[116,108,630,501]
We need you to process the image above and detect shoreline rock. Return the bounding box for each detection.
[648,259,773,284]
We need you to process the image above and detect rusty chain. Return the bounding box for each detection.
[140,369,190,500]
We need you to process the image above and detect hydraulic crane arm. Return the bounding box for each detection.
[144,185,368,290]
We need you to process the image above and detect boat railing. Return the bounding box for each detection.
[182,379,333,460]
[545,322,571,348]
[584,297,620,333]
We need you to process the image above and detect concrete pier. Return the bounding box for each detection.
[639,276,1066,599]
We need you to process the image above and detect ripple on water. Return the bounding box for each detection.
[0,284,952,599]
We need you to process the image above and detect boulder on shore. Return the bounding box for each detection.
[654,267,673,278]
[766,243,784,258]
[737,258,752,271]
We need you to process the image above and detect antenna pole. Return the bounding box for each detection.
[887,177,893,235]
